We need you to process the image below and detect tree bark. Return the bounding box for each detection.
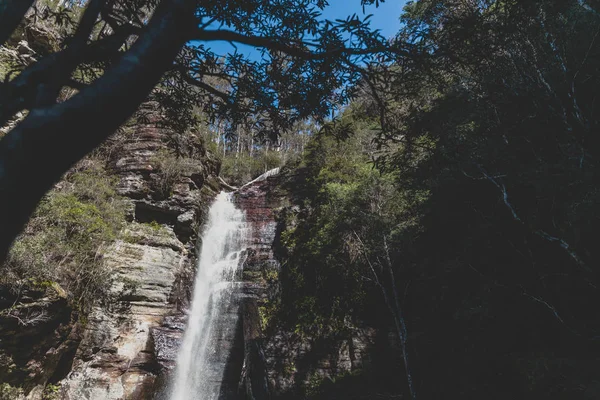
[0,0,35,47]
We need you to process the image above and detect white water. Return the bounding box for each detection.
[170,191,248,400]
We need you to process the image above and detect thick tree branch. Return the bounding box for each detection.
[179,73,230,102]
[0,0,197,262]
[0,0,35,47]
[0,26,135,129]
[36,0,106,107]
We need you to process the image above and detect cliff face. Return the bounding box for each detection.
[0,111,220,399]
[56,117,220,399]
[234,174,285,400]
[58,226,189,399]
[0,140,387,400]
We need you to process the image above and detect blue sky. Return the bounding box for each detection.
[322,0,406,40]
[205,0,407,58]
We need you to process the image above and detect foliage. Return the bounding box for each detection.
[276,109,427,341]
[42,383,60,400]
[277,3,600,396]
[151,148,202,198]
[287,0,600,398]
[303,369,404,400]
[0,47,21,83]
[0,383,23,400]
[2,162,127,310]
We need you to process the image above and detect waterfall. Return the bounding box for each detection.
[170,191,248,400]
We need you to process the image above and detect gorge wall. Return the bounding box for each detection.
[234,173,390,400]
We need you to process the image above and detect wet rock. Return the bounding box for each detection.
[233,172,287,399]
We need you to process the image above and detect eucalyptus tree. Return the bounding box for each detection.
[0,0,393,261]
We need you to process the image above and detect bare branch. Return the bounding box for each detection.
[180,73,230,102]
[7,309,49,326]
[477,165,521,222]
[478,164,590,272]
[353,230,417,400]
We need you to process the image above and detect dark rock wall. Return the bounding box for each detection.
[234,176,285,400]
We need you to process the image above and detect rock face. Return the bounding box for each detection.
[0,284,79,398]
[50,117,219,400]
[234,172,285,400]
[58,226,188,399]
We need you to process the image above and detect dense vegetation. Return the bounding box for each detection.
[3,161,127,312]
[272,1,600,399]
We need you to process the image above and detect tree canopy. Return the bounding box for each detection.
[0,0,393,262]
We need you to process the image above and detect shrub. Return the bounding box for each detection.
[2,162,127,310]
[151,149,201,198]
[0,383,23,400]
[42,383,60,400]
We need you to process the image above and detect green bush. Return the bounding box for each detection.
[0,383,23,400]
[274,112,428,338]
[42,383,60,400]
[3,162,127,310]
[151,149,201,197]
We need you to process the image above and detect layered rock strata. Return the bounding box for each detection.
[56,117,220,399]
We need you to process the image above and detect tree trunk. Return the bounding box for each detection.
[0,0,196,262]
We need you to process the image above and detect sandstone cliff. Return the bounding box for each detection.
[56,115,220,399]
[0,108,220,399]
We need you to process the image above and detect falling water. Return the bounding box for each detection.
[170,191,248,400]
